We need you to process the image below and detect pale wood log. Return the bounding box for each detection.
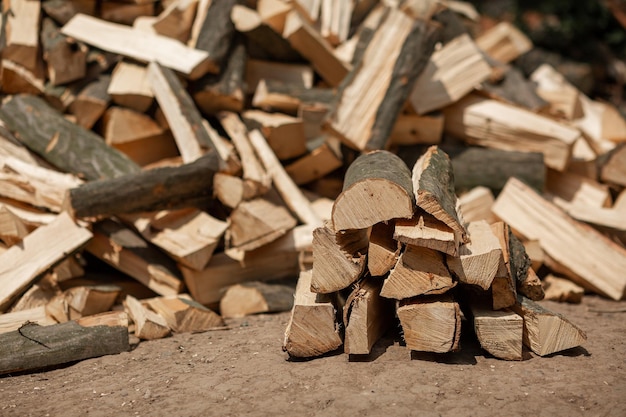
[447,221,503,290]
[600,143,626,187]
[320,0,352,46]
[0,213,92,312]
[311,223,367,293]
[282,9,350,86]
[0,123,49,168]
[61,285,121,320]
[147,296,224,332]
[343,277,394,355]
[390,113,444,146]
[400,0,440,20]
[249,129,322,226]
[489,222,517,310]
[258,0,293,34]
[381,245,455,300]
[470,303,523,360]
[410,34,491,115]
[251,79,334,114]
[412,145,467,242]
[152,0,198,43]
[511,295,586,356]
[0,306,57,335]
[493,177,626,300]
[242,110,307,160]
[394,212,459,256]
[457,186,496,224]
[323,9,439,150]
[284,137,343,185]
[559,204,626,241]
[397,294,461,353]
[124,295,171,340]
[200,119,241,174]
[283,270,343,358]
[368,221,401,277]
[0,94,140,180]
[108,61,154,113]
[187,0,211,47]
[69,74,111,129]
[3,0,41,72]
[75,310,128,328]
[0,59,45,97]
[213,173,257,209]
[0,205,29,246]
[0,319,129,375]
[293,0,321,22]
[100,1,154,25]
[86,220,184,297]
[227,198,297,252]
[245,59,313,95]
[332,150,414,230]
[546,169,612,209]
[531,64,583,120]
[62,14,213,79]
[192,0,238,73]
[123,208,227,271]
[181,226,308,305]
[475,21,532,64]
[219,281,294,318]
[443,94,580,171]
[41,18,87,86]
[42,0,97,25]
[543,275,585,304]
[480,65,548,112]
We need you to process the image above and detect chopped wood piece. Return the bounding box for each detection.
[457,186,496,224]
[475,21,532,64]
[344,277,394,355]
[242,110,307,160]
[412,146,467,242]
[124,208,227,271]
[41,18,87,86]
[148,296,224,332]
[531,64,583,120]
[284,138,343,185]
[61,14,213,79]
[192,0,238,73]
[543,275,585,304]
[257,0,292,34]
[397,294,461,353]
[523,240,544,272]
[124,295,171,340]
[0,58,45,96]
[3,0,42,72]
[0,205,29,246]
[470,303,523,360]
[293,0,321,22]
[320,0,352,46]
[448,221,503,290]
[227,198,297,252]
[0,95,140,181]
[311,223,367,294]
[410,34,491,115]
[0,306,57,335]
[252,79,334,114]
[86,220,184,297]
[220,281,294,318]
[283,270,343,358]
[394,212,459,256]
[443,94,580,171]
[213,173,256,209]
[0,213,92,312]
[0,319,129,375]
[66,152,219,219]
[324,10,439,150]
[62,285,121,319]
[489,222,517,310]
[75,310,128,328]
[333,151,415,230]
[282,9,350,86]
[600,144,626,187]
[511,295,586,356]
[0,200,57,228]
[69,74,111,129]
[100,1,154,25]
[245,59,313,95]
[108,61,154,113]
[390,113,444,146]
[42,0,97,26]
[368,221,401,276]
[546,169,611,209]
[493,177,626,300]
[152,0,198,43]
[381,245,455,300]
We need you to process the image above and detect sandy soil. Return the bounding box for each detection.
[0,295,624,417]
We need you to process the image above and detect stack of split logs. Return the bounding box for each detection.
[0,0,626,372]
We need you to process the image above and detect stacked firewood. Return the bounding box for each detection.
[0,0,625,373]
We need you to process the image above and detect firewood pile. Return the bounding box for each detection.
[1,0,625,373]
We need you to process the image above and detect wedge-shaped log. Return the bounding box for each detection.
[125,295,171,340]
[108,61,153,112]
[394,211,459,256]
[475,21,532,64]
[470,303,523,360]
[489,222,517,310]
[368,221,401,276]
[543,275,584,304]
[332,151,414,231]
[41,18,87,86]
[70,74,111,129]
[283,270,343,358]
[0,205,29,246]
[147,296,224,333]
[191,0,238,73]
[0,306,57,335]
[0,213,92,312]
[242,110,307,160]
[381,245,455,300]
[457,186,497,224]
[511,295,586,356]
[344,277,394,355]
[0,95,140,181]
[284,138,343,186]
[397,294,461,353]
[493,177,626,301]
[220,281,294,318]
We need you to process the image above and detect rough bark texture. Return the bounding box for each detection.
[194,0,239,74]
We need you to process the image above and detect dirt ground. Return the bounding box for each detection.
[0,295,624,417]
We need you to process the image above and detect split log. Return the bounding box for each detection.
[600,143,626,187]
[546,169,611,209]
[283,270,343,358]
[69,74,111,129]
[42,0,97,26]
[0,94,140,180]
[390,113,444,146]
[245,59,313,94]
[475,21,532,64]
[41,18,87,86]
[0,306,57,335]
[191,0,238,73]
[9,272,61,313]
[447,221,504,290]
[320,0,352,46]
[530,64,583,120]
[409,34,491,115]
[108,61,153,113]
[368,221,401,276]
[511,295,586,356]
[489,222,517,310]
[343,277,394,355]
[0,318,129,375]
[257,0,293,34]
[0,213,92,312]
[332,150,414,231]
[86,220,184,297]
[323,9,439,150]
[397,294,461,353]
[0,59,44,96]
[124,295,171,340]
[61,14,213,79]
[381,245,455,300]
[251,79,334,114]
[219,281,294,318]
[394,212,459,257]
[284,138,343,185]
[65,152,219,219]
[213,173,257,209]
[61,285,121,320]
[2,0,42,72]
[480,66,548,112]
[543,275,585,304]
[242,110,307,160]
[469,303,523,360]
[0,205,29,246]
[0,200,57,228]
[147,296,224,332]
[152,0,198,43]
[493,177,626,300]
[310,223,367,294]
[100,1,154,25]
[523,240,544,273]
[457,186,497,224]
[412,146,467,242]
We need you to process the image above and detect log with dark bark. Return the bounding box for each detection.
[192,0,239,74]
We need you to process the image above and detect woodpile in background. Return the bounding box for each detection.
[0,0,625,373]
